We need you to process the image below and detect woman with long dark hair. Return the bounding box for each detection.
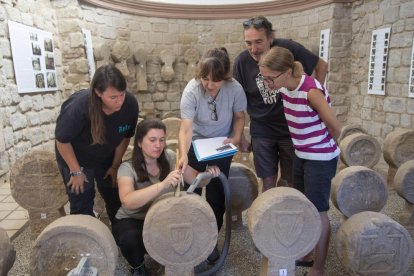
[112,118,219,276]
[55,64,139,224]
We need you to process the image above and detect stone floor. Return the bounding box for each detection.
[0,181,28,239]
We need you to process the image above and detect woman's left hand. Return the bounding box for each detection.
[104,167,118,188]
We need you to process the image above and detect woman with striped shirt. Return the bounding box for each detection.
[258,46,341,276]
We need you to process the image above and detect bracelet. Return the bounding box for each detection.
[69,167,83,177]
[111,164,120,170]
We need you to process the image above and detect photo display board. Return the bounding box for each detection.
[8,20,57,93]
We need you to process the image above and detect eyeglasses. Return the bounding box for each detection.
[208,100,218,121]
[243,18,265,29]
[257,72,284,86]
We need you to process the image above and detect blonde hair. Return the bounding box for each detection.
[259,47,304,78]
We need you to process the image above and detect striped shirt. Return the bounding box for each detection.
[280,75,340,161]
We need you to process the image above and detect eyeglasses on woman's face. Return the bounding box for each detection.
[257,72,285,87]
[208,100,218,121]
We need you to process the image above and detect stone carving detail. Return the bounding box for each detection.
[248,187,321,276]
[383,129,414,188]
[30,215,118,276]
[183,48,200,82]
[0,228,16,276]
[94,42,112,68]
[170,223,193,255]
[335,211,413,275]
[272,210,304,248]
[143,192,217,274]
[160,49,176,82]
[331,166,387,218]
[133,48,148,91]
[111,41,131,77]
[339,133,381,168]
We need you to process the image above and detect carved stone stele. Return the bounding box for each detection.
[383,129,414,188]
[0,228,16,276]
[143,192,217,275]
[162,117,182,141]
[339,133,381,168]
[331,166,388,218]
[160,49,176,82]
[337,124,367,144]
[248,187,321,276]
[31,215,118,276]
[335,211,413,276]
[10,151,67,212]
[133,48,149,91]
[183,48,200,82]
[228,163,258,228]
[94,42,111,68]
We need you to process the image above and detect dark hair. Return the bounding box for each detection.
[196,47,231,82]
[89,64,127,145]
[259,47,304,78]
[242,16,274,37]
[132,118,170,182]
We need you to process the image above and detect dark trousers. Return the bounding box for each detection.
[57,162,121,225]
[112,218,146,268]
[187,144,232,230]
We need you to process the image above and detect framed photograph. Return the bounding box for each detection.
[8,20,58,93]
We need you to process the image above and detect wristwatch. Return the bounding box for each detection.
[69,167,83,177]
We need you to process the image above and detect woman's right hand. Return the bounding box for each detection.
[177,155,188,174]
[160,170,181,190]
[67,174,88,195]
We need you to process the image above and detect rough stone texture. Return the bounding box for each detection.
[339,133,381,168]
[394,160,414,204]
[0,227,16,276]
[335,211,413,276]
[28,207,66,241]
[111,41,131,77]
[228,163,258,228]
[247,187,321,276]
[10,151,67,211]
[162,117,181,141]
[337,124,367,144]
[383,129,414,188]
[143,192,217,275]
[30,214,118,276]
[331,166,388,218]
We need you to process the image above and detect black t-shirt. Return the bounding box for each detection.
[233,38,319,138]
[55,89,139,168]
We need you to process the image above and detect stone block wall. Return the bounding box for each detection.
[0,0,64,179]
[347,0,414,143]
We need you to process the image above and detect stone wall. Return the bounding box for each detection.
[348,0,414,143]
[0,0,64,181]
[0,0,413,179]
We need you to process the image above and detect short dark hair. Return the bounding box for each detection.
[243,16,274,37]
[196,47,231,82]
